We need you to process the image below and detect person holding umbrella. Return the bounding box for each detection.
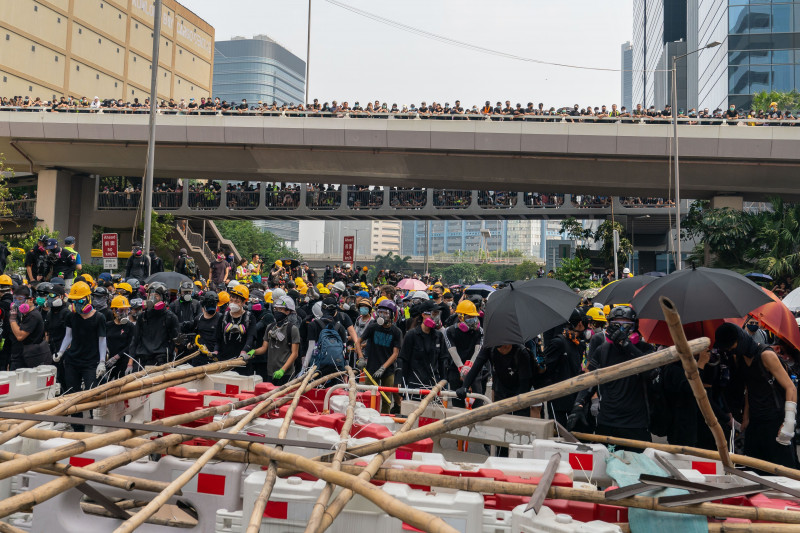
[714,322,798,468]
[570,306,655,447]
[543,308,588,428]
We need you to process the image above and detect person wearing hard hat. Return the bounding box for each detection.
[585,307,608,361]
[55,281,108,431]
[212,284,257,374]
[622,267,632,278]
[443,300,485,409]
[128,282,179,369]
[269,260,285,288]
[252,295,300,385]
[182,291,222,367]
[43,284,68,389]
[105,295,134,380]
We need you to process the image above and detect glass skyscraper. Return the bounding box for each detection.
[213,34,305,105]
[622,41,633,110]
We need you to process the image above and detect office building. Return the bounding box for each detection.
[253,220,299,247]
[692,1,800,111]
[0,0,214,101]
[632,0,687,108]
[621,41,633,110]
[324,220,402,258]
[213,34,305,106]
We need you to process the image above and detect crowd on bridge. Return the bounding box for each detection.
[2,94,799,125]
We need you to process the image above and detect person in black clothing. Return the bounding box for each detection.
[213,285,257,374]
[54,281,107,431]
[125,242,150,281]
[8,285,47,370]
[0,276,13,371]
[543,308,588,427]
[715,323,797,468]
[443,300,484,408]
[357,300,402,413]
[182,291,222,367]
[571,306,655,449]
[105,295,134,380]
[302,297,348,378]
[398,300,448,390]
[662,358,699,446]
[50,244,78,283]
[129,282,179,367]
[725,104,739,125]
[91,286,113,322]
[302,263,317,286]
[170,281,201,357]
[24,235,50,282]
[149,248,164,274]
[43,284,69,389]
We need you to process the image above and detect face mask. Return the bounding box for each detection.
[35,296,46,307]
[275,311,288,323]
[359,306,370,316]
[135,249,142,256]
[465,317,479,329]
[151,301,165,311]
[251,303,262,312]
[228,303,241,314]
[457,322,469,333]
[181,293,192,302]
[629,332,641,344]
[584,329,593,340]
[746,323,759,332]
[341,303,350,312]
[115,310,129,324]
[204,305,217,314]
[17,303,31,315]
[423,317,436,329]
[71,299,92,314]
[50,297,63,308]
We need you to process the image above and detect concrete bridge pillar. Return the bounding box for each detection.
[35,169,94,263]
[711,196,743,210]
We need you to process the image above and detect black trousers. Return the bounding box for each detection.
[64,360,97,431]
[744,419,797,472]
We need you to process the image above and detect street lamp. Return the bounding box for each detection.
[672,40,721,270]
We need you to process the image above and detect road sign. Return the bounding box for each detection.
[102,233,118,258]
[103,258,118,270]
[342,236,355,263]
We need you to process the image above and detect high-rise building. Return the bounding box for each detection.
[621,41,633,110]
[323,220,401,258]
[253,220,299,247]
[632,0,687,108]
[213,34,305,106]
[691,1,799,111]
[0,0,214,101]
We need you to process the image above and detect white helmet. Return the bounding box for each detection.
[312,301,323,319]
[274,295,296,311]
[227,280,240,289]
[271,288,286,300]
[333,281,346,293]
[412,290,429,300]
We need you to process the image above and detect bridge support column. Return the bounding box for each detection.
[36,170,94,262]
[711,196,743,211]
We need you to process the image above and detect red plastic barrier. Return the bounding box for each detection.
[544,498,629,523]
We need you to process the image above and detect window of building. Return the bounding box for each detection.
[2,77,6,83]
[133,56,136,62]
[135,23,138,29]
[98,38,102,44]
[179,49,182,54]
[76,65,80,71]
[96,74,100,80]
[114,82,118,87]
[33,5,37,11]
[28,86,32,92]
[118,14,122,19]
[54,56,58,62]
[57,17,61,23]
[31,45,35,52]
[192,57,195,62]
[117,48,120,53]
[78,28,82,34]
[5,35,10,41]
[100,2,103,7]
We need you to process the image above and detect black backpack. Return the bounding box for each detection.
[184,257,198,277]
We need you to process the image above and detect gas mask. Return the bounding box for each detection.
[71,297,93,315]
[584,329,594,340]
[49,296,63,308]
[115,309,130,325]
[181,292,192,302]
[16,302,31,315]
[376,309,391,326]
[134,248,143,257]
[146,293,165,311]
[464,316,479,329]
[35,296,46,308]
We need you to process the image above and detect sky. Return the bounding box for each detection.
[182,0,634,108]
[181,0,634,253]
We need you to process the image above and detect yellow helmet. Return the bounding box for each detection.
[263,291,273,303]
[68,281,92,300]
[603,304,611,316]
[455,300,479,317]
[316,283,324,290]
[110,295,130,309]
[194,280,204,289]
[229,284,250,301]
[115,282,133,294]
[0,275,12,287]
[376,296,388,305]
[318,286,330,295]
[275,260,283,268]
[299,284,308,295]
[586,307,607,324]
[217,291,230,306]
[76,274,95,288]
[363,266,368,272]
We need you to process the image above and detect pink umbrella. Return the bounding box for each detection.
[397,278,427,291]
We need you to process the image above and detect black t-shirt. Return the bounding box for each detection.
[332,311,353,331]
[590,341,651,429]
[24,248,47,280]
[106,320,133,358]
[361,323,402,374]
[210,260,228,283]
[65,311,106,363]
[14,309,45,353]
[45,307,69,353]
[214,310,257,360]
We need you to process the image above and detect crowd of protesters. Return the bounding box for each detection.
[2,94,798,125]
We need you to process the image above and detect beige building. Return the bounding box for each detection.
[0,0,214,102]
[324,220,402,258]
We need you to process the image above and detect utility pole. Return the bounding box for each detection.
[142,0,162,273]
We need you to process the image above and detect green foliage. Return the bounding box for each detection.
[752,90,800,111]
[560,218,593,259]
[138,213,177,253]
[434,263,479,285]
[555,257,596,290]
[0,154,12,224]
[594,220,632,268]
[373,251,412,273]
[682,200,753,268]
[215,220,300,266]
[748,198,800,283]
[17,225,59,253]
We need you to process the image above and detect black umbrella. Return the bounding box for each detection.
[145,271,193,291]
[278,258,300,270]
[483,278,580,347]
[593,276,656,305]
[630,266,774,323]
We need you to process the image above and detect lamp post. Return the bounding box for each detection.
[672,40,721,270]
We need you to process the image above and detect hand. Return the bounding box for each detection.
[95,361,106,379]
[459,360,472,379]
[355,358,367,371]
[273,369,285,381]
[373,367,385,379]
[697,349,711,369]
[608,324,630,347]
[245,349,255,360]
[567,403,588,431]
[777,422,795,446]
[8,306,17,321]
[590,397,601,417]
[124,365,133,376]
[106,355,120,367]
[455,387,467,401]
[53,351,64,363]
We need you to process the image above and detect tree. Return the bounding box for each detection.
[373,251,411,273]
[560,217,592,259]
[215,220,300,266]
[748,198,800,283]
[752,90,800,112]
[555,257,596,290]
[435,263,478,285]
[0,154,12,228]
[594,220,632,268]
[682,200,753,268]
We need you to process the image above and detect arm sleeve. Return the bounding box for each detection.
[58,327,73,353]
[98,337,108,363]
[303,341,316,368]
[398,334,413,385]
[543,337,565,367]
[462,346,491,389]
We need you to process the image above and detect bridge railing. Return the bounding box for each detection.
[226,190,259,210]
[98,191,141,209]
[347,189,383,209]
[433,189,472,209]
[265,189,300,209]
[189,191,221,210]
[152,191,181,209]
[6,199,36,218]
[307,188,341,210]
[391,189,426,208]
[523,192,564,208]
[478,191,517,208]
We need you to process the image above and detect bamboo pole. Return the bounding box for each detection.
[317,380,448,533]
[305,367,358,533]
[112,370,320,533]
[246,367,319,533]
[80,502,195,528]
[0,521,27,533]
[314,339,707,462]
[0,373,331,519]
[571,432,800,482]
[660,296,733,467]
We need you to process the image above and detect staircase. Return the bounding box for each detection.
[174,219,240,272]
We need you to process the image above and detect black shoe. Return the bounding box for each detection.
[389,404,401,415]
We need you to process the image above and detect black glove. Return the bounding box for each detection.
[455,387,468,401]
[566,403,588,431]
[606,323,630,347]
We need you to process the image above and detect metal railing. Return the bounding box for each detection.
[189,191,221,210]
[390,189,426,208]
[97,191,141,210]
[433,189,472,209]
[265,190,300,209]
[347,188,383,209]
[307,188,341,210]
[478,191,517,208]
[176,220,215,264]
[6,199,36,218]
[152,191,181,209]
[226,190,259,210]
[4,105,800,126]
[523,193,564,208]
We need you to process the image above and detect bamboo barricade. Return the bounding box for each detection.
[316,339,707,462]
[112,370,319,533]
[317,380,448,533]
[571,432,800,482]
[304,367,358,533]
[246,367,319,533]
[0,373,342,519]
[660,296,733,467]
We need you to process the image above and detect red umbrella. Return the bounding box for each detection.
[739,288,800,352]
[638,317,726,347]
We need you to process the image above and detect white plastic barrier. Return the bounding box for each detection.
[384,452,574,481]
[196,370,262,395]
[0,437,23,500]
[511,504,622,533]
[0,366,58,405]
[509,440,611,487]
[383,483,484,533]
[642,448,723,477]
[483,509,513,533]
[26,438,245,533]
[328,394,366,413]
[5,513,32,531]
